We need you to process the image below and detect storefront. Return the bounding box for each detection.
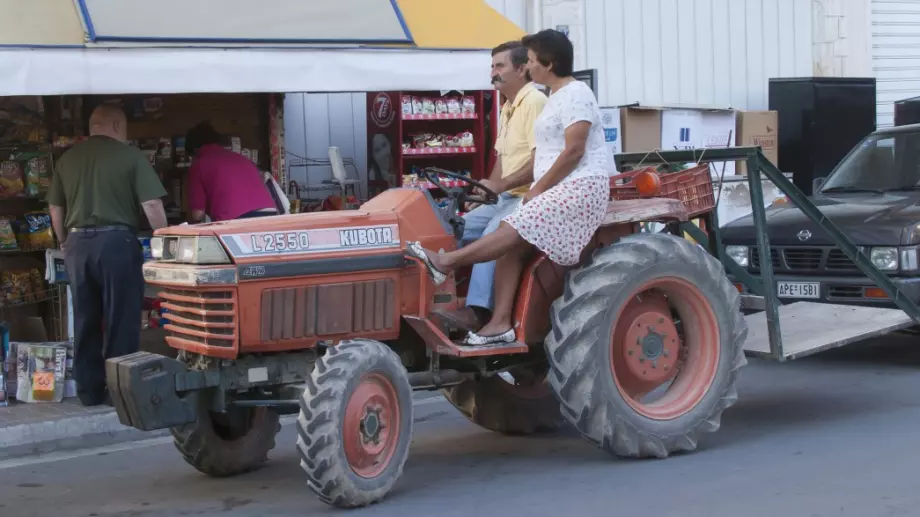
[0,0,524,404]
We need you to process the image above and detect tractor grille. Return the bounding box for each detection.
[260,280,396,341]
[751,246,861,274]
[159,288,237,352]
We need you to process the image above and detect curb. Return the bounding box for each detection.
[0,409,171,461]
[0,394,448,462]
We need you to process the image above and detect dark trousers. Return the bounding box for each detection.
[64,228,144,405]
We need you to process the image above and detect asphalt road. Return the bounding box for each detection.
[4,334,920,517]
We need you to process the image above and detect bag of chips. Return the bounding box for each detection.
[0,161,24,198]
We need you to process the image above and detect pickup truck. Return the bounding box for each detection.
[720,123,920,308]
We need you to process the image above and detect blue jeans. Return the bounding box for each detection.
[460,193,522,311]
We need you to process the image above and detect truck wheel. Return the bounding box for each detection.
[297,339,413,509]
[546,233,748,459]
[171,405,280,477]
[442,364,563,434]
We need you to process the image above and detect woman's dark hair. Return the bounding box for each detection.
[521,29,574,77]
[185,121,222,155]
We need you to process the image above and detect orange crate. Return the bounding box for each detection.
[609,164,715,217]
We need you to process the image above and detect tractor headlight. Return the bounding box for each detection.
[870,247,899,271]
[176,236,230,265]
[725,245,749,267]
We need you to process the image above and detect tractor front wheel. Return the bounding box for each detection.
[297,339,413,509]
[171,405,280,477]
[546,233,748,459]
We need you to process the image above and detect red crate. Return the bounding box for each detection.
[609,164,716,217]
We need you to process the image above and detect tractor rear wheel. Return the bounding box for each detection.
[442,364,563,434]
[297,339,413,509]
[171,405,280,477]
[546,233,748,459]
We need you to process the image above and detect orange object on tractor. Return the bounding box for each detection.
[106,166,747,509]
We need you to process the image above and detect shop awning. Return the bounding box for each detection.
[0,0,525,96]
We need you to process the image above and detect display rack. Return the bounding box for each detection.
[365,89,498,199]
[0,99,70,343]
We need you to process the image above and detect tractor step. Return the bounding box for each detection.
[442,340,529,357]
[403,315,529,357]
[742,301,916,360]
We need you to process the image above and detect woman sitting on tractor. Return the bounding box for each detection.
[407,29,611,346]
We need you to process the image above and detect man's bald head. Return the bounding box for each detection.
[89,104,128,142]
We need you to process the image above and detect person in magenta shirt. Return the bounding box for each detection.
[184,121,278,223]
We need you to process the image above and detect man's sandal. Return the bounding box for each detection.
[405,241,447,286]
[462,328,516,346]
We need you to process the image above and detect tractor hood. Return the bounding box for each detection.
[154,210,404,264]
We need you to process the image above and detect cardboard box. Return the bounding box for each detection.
[736,110,779,175]
[620,106,662,154]
[618,105,737,175]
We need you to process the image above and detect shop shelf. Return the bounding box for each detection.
[402,147,477,157]
[403,179,469,190]
[0,242,54,254]
[0,288,59,310]
[402,113,478,121]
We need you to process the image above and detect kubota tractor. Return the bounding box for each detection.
[106,166,747,509]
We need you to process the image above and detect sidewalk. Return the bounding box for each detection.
[0,398,169,461]
[1,387,449,462]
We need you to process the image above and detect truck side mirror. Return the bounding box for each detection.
[813,177,826,192]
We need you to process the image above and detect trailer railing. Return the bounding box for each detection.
[613,147,920,361]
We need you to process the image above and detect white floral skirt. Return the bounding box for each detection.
[503,175,609,266]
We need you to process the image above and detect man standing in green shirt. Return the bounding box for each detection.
[47,104,168,407]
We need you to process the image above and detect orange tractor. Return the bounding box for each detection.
[107,166,747,508]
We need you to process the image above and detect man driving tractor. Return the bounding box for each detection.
[434,39,547,332]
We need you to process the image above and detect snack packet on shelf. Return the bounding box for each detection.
[411,96,423,115]
[421,98,436,115]
[0,217,17,251]
[19,153,51,197]
[20,211,54,249]
[457,131,475,148]
[401,95,413,116]
[435,99,449,115]
[0,160,24,198]
[447,97,462,114]
[461,96,476,114]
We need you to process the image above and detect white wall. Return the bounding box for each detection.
[870,0,920,128]
[578,0,813,109]
[282,0,527,199]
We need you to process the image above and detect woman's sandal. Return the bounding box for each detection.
[405,241,447,286]
[462,328,516,346]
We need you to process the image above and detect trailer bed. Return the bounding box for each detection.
[742,302,916,360]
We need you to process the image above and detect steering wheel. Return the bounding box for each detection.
[418,167,499,206]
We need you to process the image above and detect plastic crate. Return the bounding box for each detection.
[609,164,716,217]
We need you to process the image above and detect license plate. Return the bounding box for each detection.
[776,281,820,299]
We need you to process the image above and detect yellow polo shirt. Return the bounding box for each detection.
[494,82,547,197]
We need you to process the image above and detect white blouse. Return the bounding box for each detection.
[532,80,610,184]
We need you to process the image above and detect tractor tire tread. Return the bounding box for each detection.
[170,406,280,478]
[296,338,413,509]
[545,233,747,459]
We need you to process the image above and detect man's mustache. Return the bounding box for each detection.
[491,75,504,84]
